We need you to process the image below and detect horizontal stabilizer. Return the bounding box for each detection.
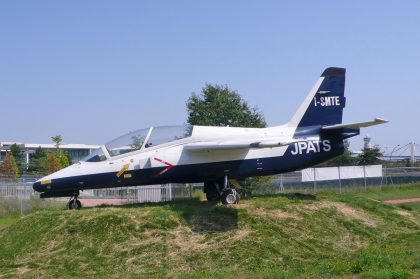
[321,118,388,130]
[184,137,320,151]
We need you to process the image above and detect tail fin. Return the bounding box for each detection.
[288,67,346,128]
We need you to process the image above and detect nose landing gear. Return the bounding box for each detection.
[68,191,81,210]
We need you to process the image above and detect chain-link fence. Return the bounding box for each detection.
[253,166,420,195]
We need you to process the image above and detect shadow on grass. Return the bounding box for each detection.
[91,198,238,233]
[252,192,317,201]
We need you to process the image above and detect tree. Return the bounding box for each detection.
[186,84,268,197]
[358,145,383,165]
[27,147,47,174]
[323,140,358,166]
[0,153,19,181]
[10,143,25,174]
[187,84,266,127]
[44,152,63,175]
[41,135,72,175]
[51,135,63,148]
[65,152,73,165]
[58,152,69,168]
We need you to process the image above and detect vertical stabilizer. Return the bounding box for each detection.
[288,67,346,128]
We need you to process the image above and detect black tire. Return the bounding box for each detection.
[221,189,239,205]
[68,199,81,210]
[206,192,220,202]
[204,181,221,202]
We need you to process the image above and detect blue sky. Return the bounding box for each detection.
[1,1,419,152]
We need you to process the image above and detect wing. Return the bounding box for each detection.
[321,118,388,130]
[184,136,320,151]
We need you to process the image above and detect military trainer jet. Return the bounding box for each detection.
[33,67,387,209]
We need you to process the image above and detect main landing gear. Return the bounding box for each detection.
[68,191,81,210]
[204,176,239,205]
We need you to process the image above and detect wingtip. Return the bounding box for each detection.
[374,117,389,124]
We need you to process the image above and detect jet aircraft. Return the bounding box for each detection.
[33,67,387,209]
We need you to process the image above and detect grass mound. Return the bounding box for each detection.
[0,186,419,278]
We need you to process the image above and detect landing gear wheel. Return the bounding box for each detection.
[204,181,221,202]
[68,198,82,210]
[221,189,239,205]
[206,191,220,202]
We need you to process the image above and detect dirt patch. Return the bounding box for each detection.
[304,201,378,227]
[395,209,412,217]
[16,266,31,276]
[171,227,208,252]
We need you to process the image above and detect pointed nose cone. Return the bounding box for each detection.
[32,164,78,193]
[33,180,42,192]
[33,175,53,192]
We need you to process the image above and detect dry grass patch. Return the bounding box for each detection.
[16,266,31,277]
[395,209,420,226]
[303,201,378,227]
[171,227,208,252]
[395,209,412,217]
[167,224,252,275]
[126,210,150,228]
[253,208,302,221]
[335,233,367,252]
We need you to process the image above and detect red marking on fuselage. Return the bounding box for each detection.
[154,157,174,177]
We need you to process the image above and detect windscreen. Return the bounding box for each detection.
[105,128,150,156]
[145,124,193,148]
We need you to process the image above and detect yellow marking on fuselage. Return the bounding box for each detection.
[40,179,52,185]
[116,164,130,177]
[124,173,132,179]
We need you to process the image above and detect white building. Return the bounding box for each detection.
[0,141,100,165]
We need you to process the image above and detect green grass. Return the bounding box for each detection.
[0,216,19,230]
[398,202,420,212]
[359,183,420,201]
[0,185,419,278]
[0,197,66,218]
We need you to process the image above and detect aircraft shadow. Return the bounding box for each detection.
[278,192,317,201]
[92,199,238,233]
[256,192,317,201]
[168,201,238,233]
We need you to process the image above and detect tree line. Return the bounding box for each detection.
[0,135,71,181]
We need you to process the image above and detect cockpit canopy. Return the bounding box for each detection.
[83,124,193,162]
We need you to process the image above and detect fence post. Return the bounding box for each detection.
[279,174,284,193]
[338,166,342,193]
[363,165,367,190]
[313,168,317,194]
